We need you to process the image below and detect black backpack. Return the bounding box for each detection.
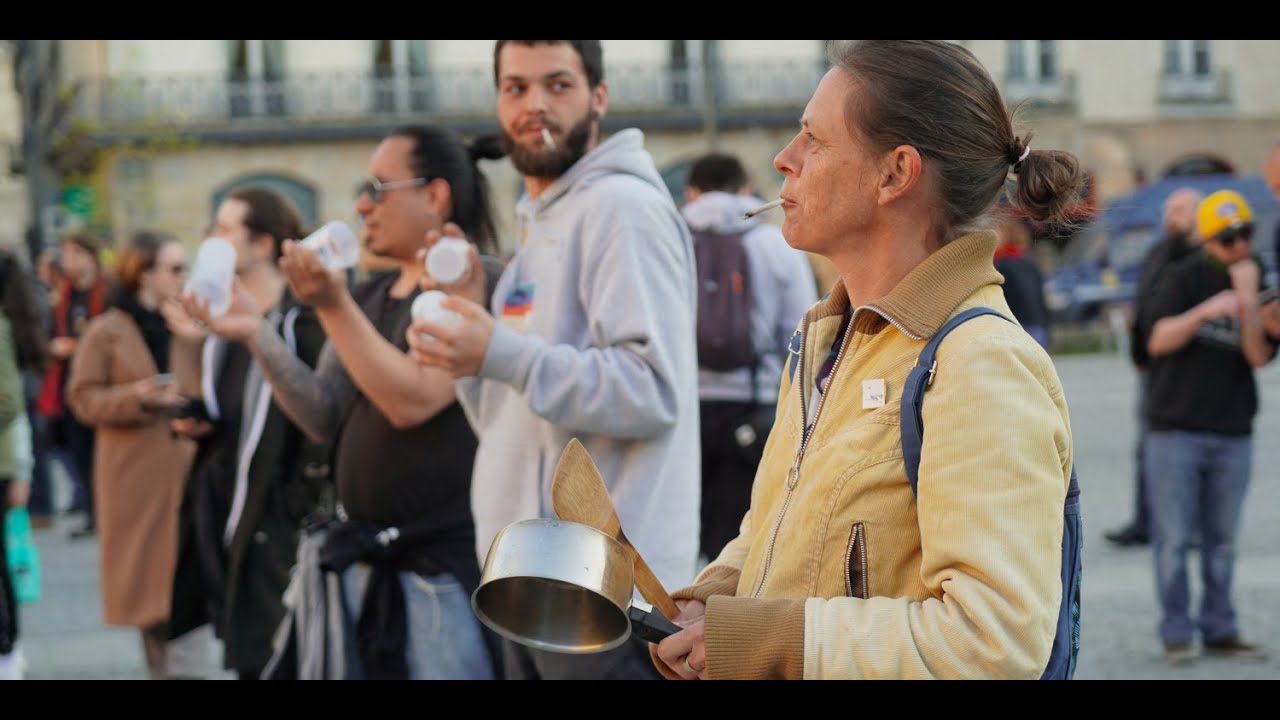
[692,227,755,372]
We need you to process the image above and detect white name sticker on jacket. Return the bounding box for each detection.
[862,378,886,409]
[500,282,535,333]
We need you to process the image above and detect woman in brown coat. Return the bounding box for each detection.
[66,231,202,679]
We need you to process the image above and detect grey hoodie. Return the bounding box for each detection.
[681,191,818,404]
[457,129,701,590]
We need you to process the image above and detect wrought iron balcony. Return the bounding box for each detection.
[1003,72,1077,108]
[1159,69,1232,105]
[70,60,826,134]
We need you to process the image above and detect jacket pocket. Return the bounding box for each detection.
[845,522,869,599]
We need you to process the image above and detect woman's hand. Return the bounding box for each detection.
[8,479,30,509]
[50,336,77,360]
[171,417,214,439]
[654,599,708,680]
[133,376,186,412]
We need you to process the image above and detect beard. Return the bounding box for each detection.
[501,110,594,180]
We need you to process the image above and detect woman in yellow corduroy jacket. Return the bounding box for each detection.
[653,39,1084,680]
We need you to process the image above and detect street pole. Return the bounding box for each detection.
[15,40,57,262]
[701,40,720,151]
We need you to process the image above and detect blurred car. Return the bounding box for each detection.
[1044,174,1280,324]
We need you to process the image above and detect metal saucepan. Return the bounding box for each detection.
[471,518,682,654]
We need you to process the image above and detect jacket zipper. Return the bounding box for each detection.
[754,311,857,598]
[863,305,924,341]
[844,522,869,599]
[752,303,919,598]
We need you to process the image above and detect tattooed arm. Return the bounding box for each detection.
[247,322,356,445]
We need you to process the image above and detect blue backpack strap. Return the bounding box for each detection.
[898,306,1084,679]
[900,307,1012,495]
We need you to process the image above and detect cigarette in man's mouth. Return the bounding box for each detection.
[744,198,784,219]
[541,128,556,150]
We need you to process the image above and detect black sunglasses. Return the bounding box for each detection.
[355,176,427,204]
[1212,224,1255,248]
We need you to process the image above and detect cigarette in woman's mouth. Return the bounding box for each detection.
[744,198,784,219]
[541,128,556,150]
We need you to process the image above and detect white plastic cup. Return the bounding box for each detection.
[410,290,463,340]
[300,221,360,270]
[184,238,236,318]
[425,236,471,285]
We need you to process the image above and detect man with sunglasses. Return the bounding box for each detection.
[194,126,506,679]
[1143,189,1275,665]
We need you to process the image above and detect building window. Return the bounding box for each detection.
[1161,40,1225,103]
[1164,40,1212,77]
[228,40,286,118]
[1038,40,1057,81]
[373,40,431,114]
[117,156,154,233]
[1005,41,1069,105]
[211,174,318,230]
[1007,40,1057,82]
[669,40,694,107]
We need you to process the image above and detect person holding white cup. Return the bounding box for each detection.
[411,289,463,332]
[425,236,472,286]
[184,237,237,319]
[211,125,506,680]
[174,185,330,681]
[300,220,360,271]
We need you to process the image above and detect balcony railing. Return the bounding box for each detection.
[1003,73,1077,108]
[71,60,826,131]
[1159,69,1232,105]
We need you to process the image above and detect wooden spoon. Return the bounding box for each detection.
[551,439,681,620]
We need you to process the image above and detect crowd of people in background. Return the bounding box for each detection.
[2,39,1279,680]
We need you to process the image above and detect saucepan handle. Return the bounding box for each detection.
[628,601,683,643]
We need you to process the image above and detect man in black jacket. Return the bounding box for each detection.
[1106,187,1202,548]
[172,186,331,679]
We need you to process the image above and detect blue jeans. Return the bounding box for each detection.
[341,566,494,680]
[1130,373,1150,534]
[1143,430,1252,645]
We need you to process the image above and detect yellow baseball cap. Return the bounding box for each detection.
[1197,189,1254,241]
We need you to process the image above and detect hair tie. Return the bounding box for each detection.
[1018,145,1032,164]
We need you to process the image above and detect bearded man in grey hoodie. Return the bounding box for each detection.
[408,40,701,680]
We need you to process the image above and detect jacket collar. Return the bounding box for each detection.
[810,230,1004,339]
